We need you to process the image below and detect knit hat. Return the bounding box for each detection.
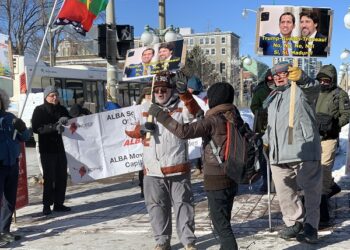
[207,82,234,108]
[153,71,174,89]
[43,86,58,99]
[187,76,203,92]
[271,61,291,76]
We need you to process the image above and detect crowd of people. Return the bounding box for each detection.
[0,58,348,249]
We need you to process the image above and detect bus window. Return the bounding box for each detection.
[64,79,84,108]
[85,81,98,113]
[0,78,13,97]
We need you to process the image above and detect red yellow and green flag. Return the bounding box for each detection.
[55,0,109,35]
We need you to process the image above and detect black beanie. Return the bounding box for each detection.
[207,82,234,108]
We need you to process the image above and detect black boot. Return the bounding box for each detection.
[328,183,341,199]
[319,195,330,227]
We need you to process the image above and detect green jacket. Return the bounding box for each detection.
[250,81,271,133]
[316,65,350,139]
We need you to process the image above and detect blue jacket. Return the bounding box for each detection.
[259,33,296,56]
[0,111,30,166]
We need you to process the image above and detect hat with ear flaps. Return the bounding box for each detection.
[153,71,175,89]
[207,82,234,108]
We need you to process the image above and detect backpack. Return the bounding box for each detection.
[210,112,262,185]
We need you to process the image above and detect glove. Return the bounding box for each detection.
[148,103,164,118]
[175,71,188,94]
[13,118,27,132]
[140,122,157,135]
[58,116,69,125]
[288,66,302,82]
[56,124,64,134]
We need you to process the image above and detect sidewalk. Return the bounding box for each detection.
[8,148,350,249]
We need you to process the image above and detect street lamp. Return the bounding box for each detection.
[141,25,182,45]
[233,56,253,106]
[339,63,350,92]
[340,49,350,60]
[242,8,257,18]
[344,7,350,29]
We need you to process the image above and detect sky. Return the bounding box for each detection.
[115,0,350,69]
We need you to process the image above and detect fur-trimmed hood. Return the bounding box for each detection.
[0,88,10,111]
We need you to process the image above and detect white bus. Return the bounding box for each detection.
[5,55,144,128]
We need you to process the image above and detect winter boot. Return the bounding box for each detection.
[328,182,341,199]
[278,221,303,240]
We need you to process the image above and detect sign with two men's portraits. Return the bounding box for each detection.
[123,40,186,81]
[256,5,333,58]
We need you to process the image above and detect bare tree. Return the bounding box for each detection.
[0,0,48,55]
[182,45,221,89]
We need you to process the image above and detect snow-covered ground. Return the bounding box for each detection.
[239,108,350,181]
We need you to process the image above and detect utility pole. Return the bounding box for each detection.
[159,0,166,30]
[106,0,119,102]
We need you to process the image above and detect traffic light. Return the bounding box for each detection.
[97,24,107,58]
[97,24,134,59]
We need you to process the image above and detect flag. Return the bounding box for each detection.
[55,0,109,35]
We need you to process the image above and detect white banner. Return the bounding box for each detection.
[62,105,143,184]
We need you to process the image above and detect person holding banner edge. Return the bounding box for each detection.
[31,86,71,216]
[125,71,200,250]
[0,88,30,247]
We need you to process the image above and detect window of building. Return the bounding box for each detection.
[211,48,216,55]
[200,38,204,45]
[205,37,209,44]
[205,49,210,55]
[221,48,226,55]
[211,38,215,44]
[221,36,226,44]
[189,38,194,45]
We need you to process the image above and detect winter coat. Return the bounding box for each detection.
[125,92,200,177]
[154,103,241,191]
[32,101,69,154]
[0,111,30,166]
[316,65,350,140]
[250,81,272,133]
[263,72,321,164]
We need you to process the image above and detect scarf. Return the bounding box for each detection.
[262,84,290,109]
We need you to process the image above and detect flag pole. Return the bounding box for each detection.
[13,0,59,139]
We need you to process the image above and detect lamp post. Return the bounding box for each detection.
[241,8,257,17]
[141,0,182,45]
[233,56,252,107]
[340,49,350,93]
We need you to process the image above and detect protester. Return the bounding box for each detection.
[32,86,71,216]
[262,61,321,243]
[136,85,152,198]
[148,82,241,250]
[0,89,30,247]
[315,64,350,224]
[104,87,121,110]
[250,69,273,193]
[125,71,199,250]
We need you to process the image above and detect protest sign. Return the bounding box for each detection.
[123,40,186,81]
[256,5,333,58]
[63,105,143,184]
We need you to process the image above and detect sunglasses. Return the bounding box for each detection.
[273,72,289,78]
[319,78,331,84]
[154,87,169,94]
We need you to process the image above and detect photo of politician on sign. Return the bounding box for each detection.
[123,40,186,81]
[256,5,333,58]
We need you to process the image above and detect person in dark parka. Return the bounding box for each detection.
[32,86,71,215]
